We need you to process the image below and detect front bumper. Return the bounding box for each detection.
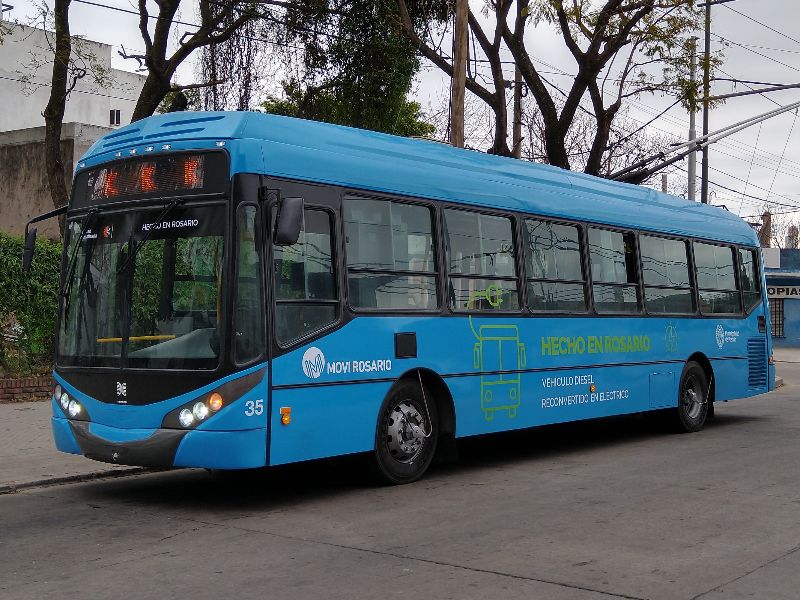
[52,417,267,469]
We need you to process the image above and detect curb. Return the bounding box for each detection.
[0,467,152,495]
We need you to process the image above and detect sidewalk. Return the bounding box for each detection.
[0,401,144,493]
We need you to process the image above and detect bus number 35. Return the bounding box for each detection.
[244,399,264,417]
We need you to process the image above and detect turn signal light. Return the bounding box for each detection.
[208,393,224,412]
[589,384,597,393]
[280,406,291,426]
[769,354,775,365]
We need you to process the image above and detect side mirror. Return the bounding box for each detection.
[274,196,303,246]
[22,227,37,273]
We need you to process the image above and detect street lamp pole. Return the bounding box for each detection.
[699,0,736,204]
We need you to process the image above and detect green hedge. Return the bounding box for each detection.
[0,233,62,375]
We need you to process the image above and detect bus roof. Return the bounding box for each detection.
[80,111,758,247]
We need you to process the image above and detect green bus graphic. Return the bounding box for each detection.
[468,285,526,421]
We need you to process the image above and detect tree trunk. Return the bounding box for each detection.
[131,74,173,122]
[42,0,72,228]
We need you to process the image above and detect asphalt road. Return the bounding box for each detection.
[2,372,799,600]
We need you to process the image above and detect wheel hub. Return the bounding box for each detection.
[386,400,427,463]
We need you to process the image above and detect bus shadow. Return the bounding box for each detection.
[79,409,766,511]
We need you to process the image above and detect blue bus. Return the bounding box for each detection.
[25,112,774,484]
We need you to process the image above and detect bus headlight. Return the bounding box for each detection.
[178,409,195,428]
[192,402,210,421]
[60,392,70,411]
[67,400,82,418]
[53,384,62,403]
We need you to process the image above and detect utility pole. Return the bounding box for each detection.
[688,37,698,201]
[699,0,736,204]
[450,0,468,148]
[512,66,523,158]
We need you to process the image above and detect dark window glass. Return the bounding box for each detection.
[525,219,586,312]
[233,205,264,364]
[694,242,740,314]
[739,248,762,311]
[640,236,690,287]
[445,210,515,277]
[445,209,518,312]
[694,243,737,290]
[348,274,437,310]
[640,235,693,314]
[274,209,337,344]
[528,281,586,312]
[644,287,694,314]
[344,197,437,310]
[344,199,435,272]
[588,228,639,313]
[449,278,519,312]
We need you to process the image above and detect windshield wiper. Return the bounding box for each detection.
[116,199,183,275]
[61,209,97,324]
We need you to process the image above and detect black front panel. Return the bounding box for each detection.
[58,369,228,406]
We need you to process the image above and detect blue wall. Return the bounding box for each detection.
[765,249,800,347]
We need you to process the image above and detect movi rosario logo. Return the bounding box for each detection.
[301,346,393,379]
[302,347,326,379]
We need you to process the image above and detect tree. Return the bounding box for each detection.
[397,0,710,174]
[261,81,435,137]
[122,0,261,121]
[262,0,435,137]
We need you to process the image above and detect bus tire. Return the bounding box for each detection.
[674,361,709,433]
[373,380,439,485]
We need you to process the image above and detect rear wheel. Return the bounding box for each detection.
[674,361,709,433]
[373,380,438,484]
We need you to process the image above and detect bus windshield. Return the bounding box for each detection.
[58,204,226,370]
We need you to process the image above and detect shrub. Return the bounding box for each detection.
[0,233,62,376]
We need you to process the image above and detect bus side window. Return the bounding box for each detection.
[444,208,519,312]
[273,209,338,344]
[343,197,437,311]
[524,219,587,313]
[694,242,740,314]
[233,204,265,364]
[640,235,694,315]
[739,247,762,312]
[587,227,640,314]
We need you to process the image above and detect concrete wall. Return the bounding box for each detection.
[0,123,110,239]
[0,23,145,132]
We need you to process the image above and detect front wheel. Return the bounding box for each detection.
[373,380,438,485]
[673,361,709,433]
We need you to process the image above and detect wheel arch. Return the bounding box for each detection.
[392,368,457,460]
[686,352,715,404]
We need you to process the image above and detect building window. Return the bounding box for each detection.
[343,197,437,310]
[110,109,121,126]
[769,298,785,338]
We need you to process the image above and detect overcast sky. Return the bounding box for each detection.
[6,0,800,223]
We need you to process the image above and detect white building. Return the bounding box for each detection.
[0,21,145,132]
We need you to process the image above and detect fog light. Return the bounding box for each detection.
[208,392,223,412]
[67,400,81,418]
[60,392,70,411]
[280,406,291,426]
[178,409,194,428]
[192,402,210,421]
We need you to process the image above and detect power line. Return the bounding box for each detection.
[723,4,800,49]
[0,73,141,103]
